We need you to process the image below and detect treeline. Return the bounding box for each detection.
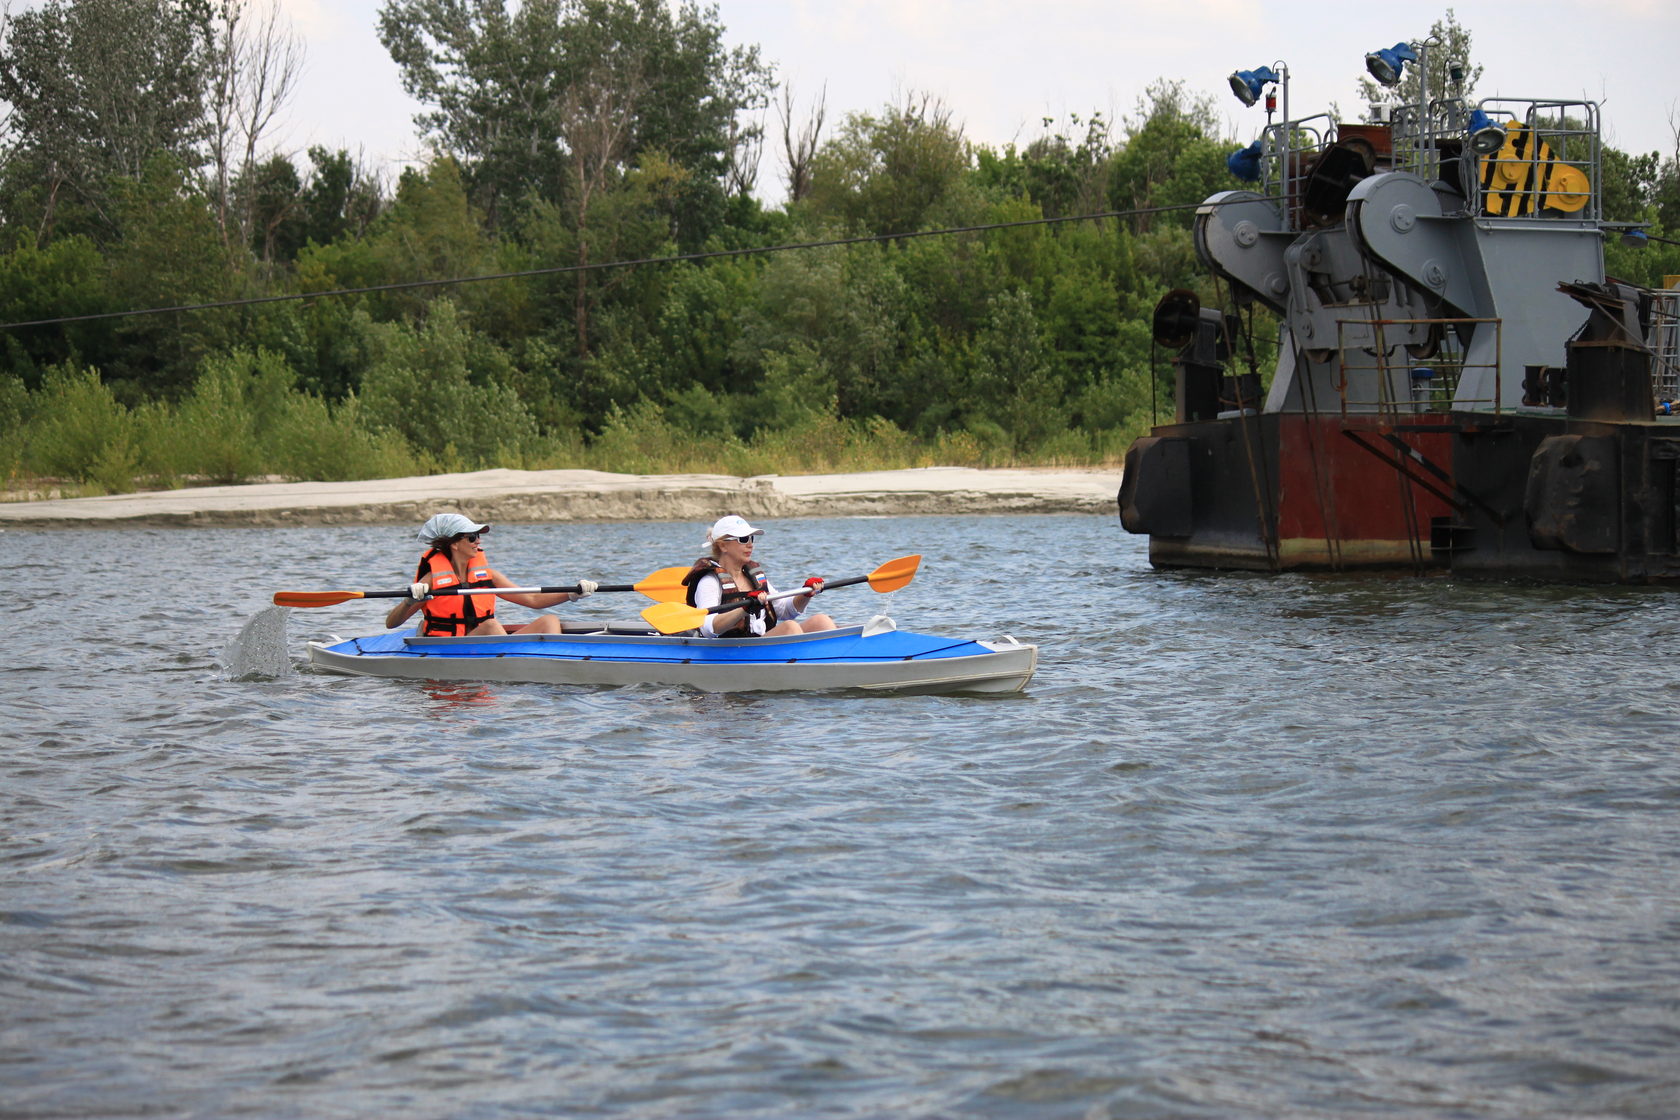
[1,0,1677,494]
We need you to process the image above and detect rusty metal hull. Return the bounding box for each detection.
[1121,412,1456,574]
[1120,410,1680,582]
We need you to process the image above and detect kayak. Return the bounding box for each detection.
[305,615,1037,694]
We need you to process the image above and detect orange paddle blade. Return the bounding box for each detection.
[641,601,707,635]
[865,554,920,593]
[273,590,365,608]
[633,565,694,602]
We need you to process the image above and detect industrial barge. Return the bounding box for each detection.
[1118,44,1680,581]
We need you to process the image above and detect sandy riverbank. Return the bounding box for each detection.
[0,466,1122,529]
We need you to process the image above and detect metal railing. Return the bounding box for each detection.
[1333,316,1502,416]
[1259,96,1601,230]
[1652,287,1680,405]
[1389,96,1601,221]
[1259,113,1333,234]
[1324,298,1676,415]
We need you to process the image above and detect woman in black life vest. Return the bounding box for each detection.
[385,513,597,636]
[683,515,836,638]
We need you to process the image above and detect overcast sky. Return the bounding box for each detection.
[249,0,1680,200]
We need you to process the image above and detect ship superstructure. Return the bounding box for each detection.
[1119,43,1680,581]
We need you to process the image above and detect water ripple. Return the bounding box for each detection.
[2,518,1677,1117]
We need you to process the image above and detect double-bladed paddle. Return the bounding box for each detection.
[273,565,692,609]
[638,554,921,635]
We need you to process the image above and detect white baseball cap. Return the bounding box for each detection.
[708,515,764,541]
[418,513,489,544]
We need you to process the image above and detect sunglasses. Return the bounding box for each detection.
[723,533,761,544]
[451,532,481,543]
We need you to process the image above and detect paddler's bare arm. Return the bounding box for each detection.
[385,577,431,628]
[489,569,596,609]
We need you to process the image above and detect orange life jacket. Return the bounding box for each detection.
[683,558,776,636]
[415,547,496,636]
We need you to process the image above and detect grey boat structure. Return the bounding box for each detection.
[1119,46,1680,581]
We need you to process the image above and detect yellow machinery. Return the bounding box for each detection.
[1480,121,1591,216]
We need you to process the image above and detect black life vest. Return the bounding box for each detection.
[682,558,776,636]
[415,547,496,636]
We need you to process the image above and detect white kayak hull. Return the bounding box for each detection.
[305,616,1036,695]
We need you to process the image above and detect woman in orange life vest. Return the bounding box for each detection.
[683,515,837,638]
[384,513,598,637]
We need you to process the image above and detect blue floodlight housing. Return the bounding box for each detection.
[1228,66,1280,108]
[1365,42,1417,87]
[1227,140,1263,182]
[1466,109,1507,155]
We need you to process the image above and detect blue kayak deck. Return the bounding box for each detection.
[323,623,996,666]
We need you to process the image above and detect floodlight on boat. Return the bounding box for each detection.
[1227,139,1264,181]
[1602,226,1680,249]
[1228,66,1280,108]
[1467,109,1507,155]
[1365,42,1417,87]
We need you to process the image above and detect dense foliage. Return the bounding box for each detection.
[0,0,1677,495]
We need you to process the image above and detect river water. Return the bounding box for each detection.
[3,514,1677,1118]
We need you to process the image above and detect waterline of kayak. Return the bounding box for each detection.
[5,515,1678,1118]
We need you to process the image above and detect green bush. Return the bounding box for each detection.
[0,374,29,482]
[660,383,738,440]
[1027,427,1094,464]
[742,342,835,435]
[269,391,425,481]
[357,301,542,469]
[743,413,920,474]
[586,400,735,475]
[23,366,142,491]
[171,349,290,482]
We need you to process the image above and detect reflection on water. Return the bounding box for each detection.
[4,516,1679,1119]
[418,680,501,711]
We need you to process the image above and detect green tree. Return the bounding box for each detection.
[0,0,215,242]
[1655,124,1680,234]
[377,0,770,239]
[202,0,304,250]
[1110,80,1228,233]
[1358,8,1482,123]
[235,153,302,262]
[297,147,385,249]
[353,158,497,324]
[729,242,912,424]
[377,0,571,228]
[0,235,109,385]
[975,113,1114,219]
[1600,147,1661,225]
[804,93,973,236]
[102,155,234,398]
[507,151,682,367]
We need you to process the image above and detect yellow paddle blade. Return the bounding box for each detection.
[633,565,694,602]
[641,601,707,635]
[865,554,921,593]
[272,590,365,608]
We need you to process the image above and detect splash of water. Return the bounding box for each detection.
[219,605,296,680]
